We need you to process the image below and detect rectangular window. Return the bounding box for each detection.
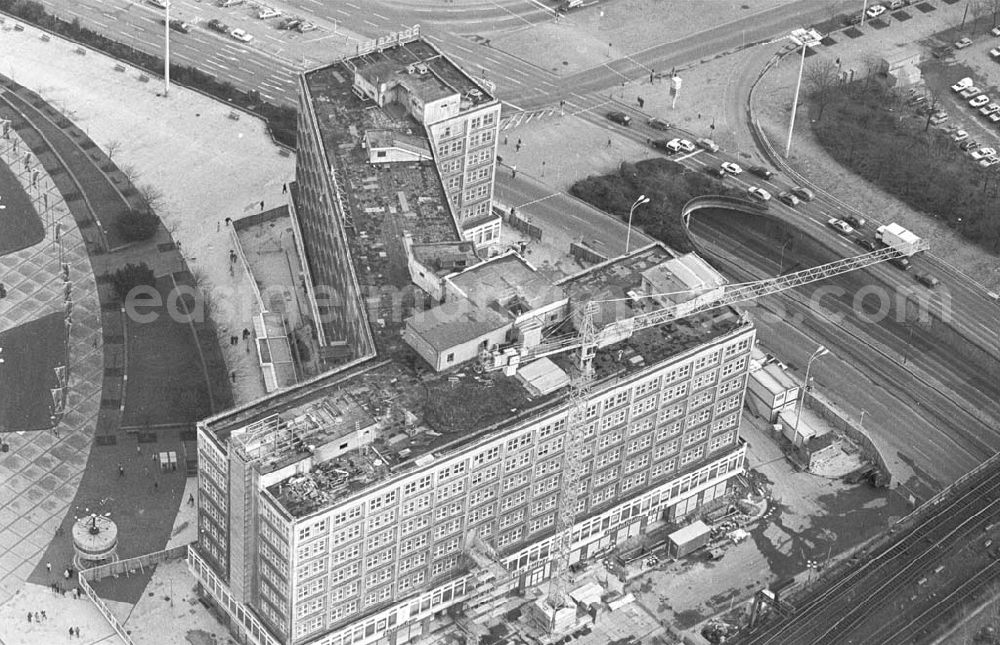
[404,475,433,497]
[680,445,705,466]
[503,471,531,492]
[473,445,501,466]
[654,439,680,460]
[498,508,524,529]
[401,512,432,536]
[626,433,654,455]
[402,493,432,517]
[500,489,528,511]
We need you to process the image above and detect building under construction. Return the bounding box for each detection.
[187,29,754,645]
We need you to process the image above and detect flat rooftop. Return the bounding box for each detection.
[303,60,465,354]
[205,247,746,518]
[449,252,567,315]
[351,38,494,109]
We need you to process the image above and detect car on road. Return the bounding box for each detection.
[960,86,982,98]
[981,103,1000,116]
[777,191,800,206]
[664,138,694,153]
[915,272,941,288]
[207,18,229,33]
[955,37,974,49]
[704,166,727,178]
[607,111,631,126]
[970,95,991,108]
[648,117,671,131]
[159,18,191,33]
[747,186,771,202]
[748,165,774,179]
[971,146,997,159]
[953,129,969,142]
[855,238,877,252]
[865,4,886,19]
[230,28,253,42]
[889,256,911,270]
[721,161,742,175]
[790,185,815,201]
[697,138,720,152]
[843,214,867,228]
[827,218,854,235]
[257,6,281,19]
[952,77,974,92]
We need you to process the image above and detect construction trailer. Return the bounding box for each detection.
[667,520,712,559]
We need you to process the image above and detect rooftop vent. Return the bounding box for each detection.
[416,63,429,75]
[406,64,416,75]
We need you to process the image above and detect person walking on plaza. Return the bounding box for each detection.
[27,612,31,623]
[188,493,195,506]
[118,463,124,478]
[68,627,73,638]
[46,562,51,575]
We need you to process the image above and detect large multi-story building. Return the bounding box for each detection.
[187,28,756,645]
[291,27,502,349]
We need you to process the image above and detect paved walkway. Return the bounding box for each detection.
[0,123,103,610]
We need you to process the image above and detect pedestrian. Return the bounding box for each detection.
[154,479,159,490]
[75,588,80,600]
[118,463,124,478]
[75,627,80,638]
[650,70,655,83]
[607,138,612,147]
[637,97,644,108]
[231,370,237,383]
[46,562,51,574]
[515,142,521,153]
[68,627,73,638]
[188,493,195,506]
[517,137,522,148]
[41,611,46,621]
[225,217,232,226]
[34,612,40,623]
[27,612,31,623]
[503,135,508,146]
[511,166,517,179]
[259,200,265,211]
[136,445,141,455]
[282,183,288,194]
[242,327,251,340]
[172,461,177,472]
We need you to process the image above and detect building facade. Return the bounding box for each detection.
[190,321,754,645]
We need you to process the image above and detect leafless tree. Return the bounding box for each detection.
[923,90,943,132]
[105,139,122,161]
[991,0,1000,26]
[119,162,140,184]
[136,183,165,215]
[972,0,992,33]
[804,60,841,121]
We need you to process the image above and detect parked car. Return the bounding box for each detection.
[607,111,631,126]
[748,165,774,179]
[844,214,866,228]
[856,238,877,252]
[721,161,743,175]
[218,0,244,6]
[953,129,969,142]
[651,139,676,152]
[704,165,727,178]
[696,138,720,152]
[955,37,974,49]
[991,48,1000,59]
[971,146,997,159]
[648,117,671,131]
[257,6,281,19]
[777,191,800,206]
[970,95,991,108]
[230,27,253,42]
[207,18,229,33]
[669,138,695,153]
[952,77,974,92]
[915,272,941,288]
[278,17,302,30]
[980,156,1000,167]
[990,112,1000,123]
[886,0,904,9]
[929,112,949,125]
[981,103,1000,116]
[148,0,167,7]
[993,26,1000,36]
[865,4,886,19]
[747,186,771,202]
[296,21,317,32]
[790,186,815,201]
[933,45,955,59]
[960,86,982,98]
[827,218,854,235]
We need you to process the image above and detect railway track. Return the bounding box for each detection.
[736,464,1000,644]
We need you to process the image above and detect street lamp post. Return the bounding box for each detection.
[625,194,650,254]
[785,41,807,157]
[164,0,171,97]
[793,345,829,444]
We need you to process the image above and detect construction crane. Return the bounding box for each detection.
[536,240,926,633]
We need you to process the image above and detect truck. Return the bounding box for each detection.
[876,223,922,256]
